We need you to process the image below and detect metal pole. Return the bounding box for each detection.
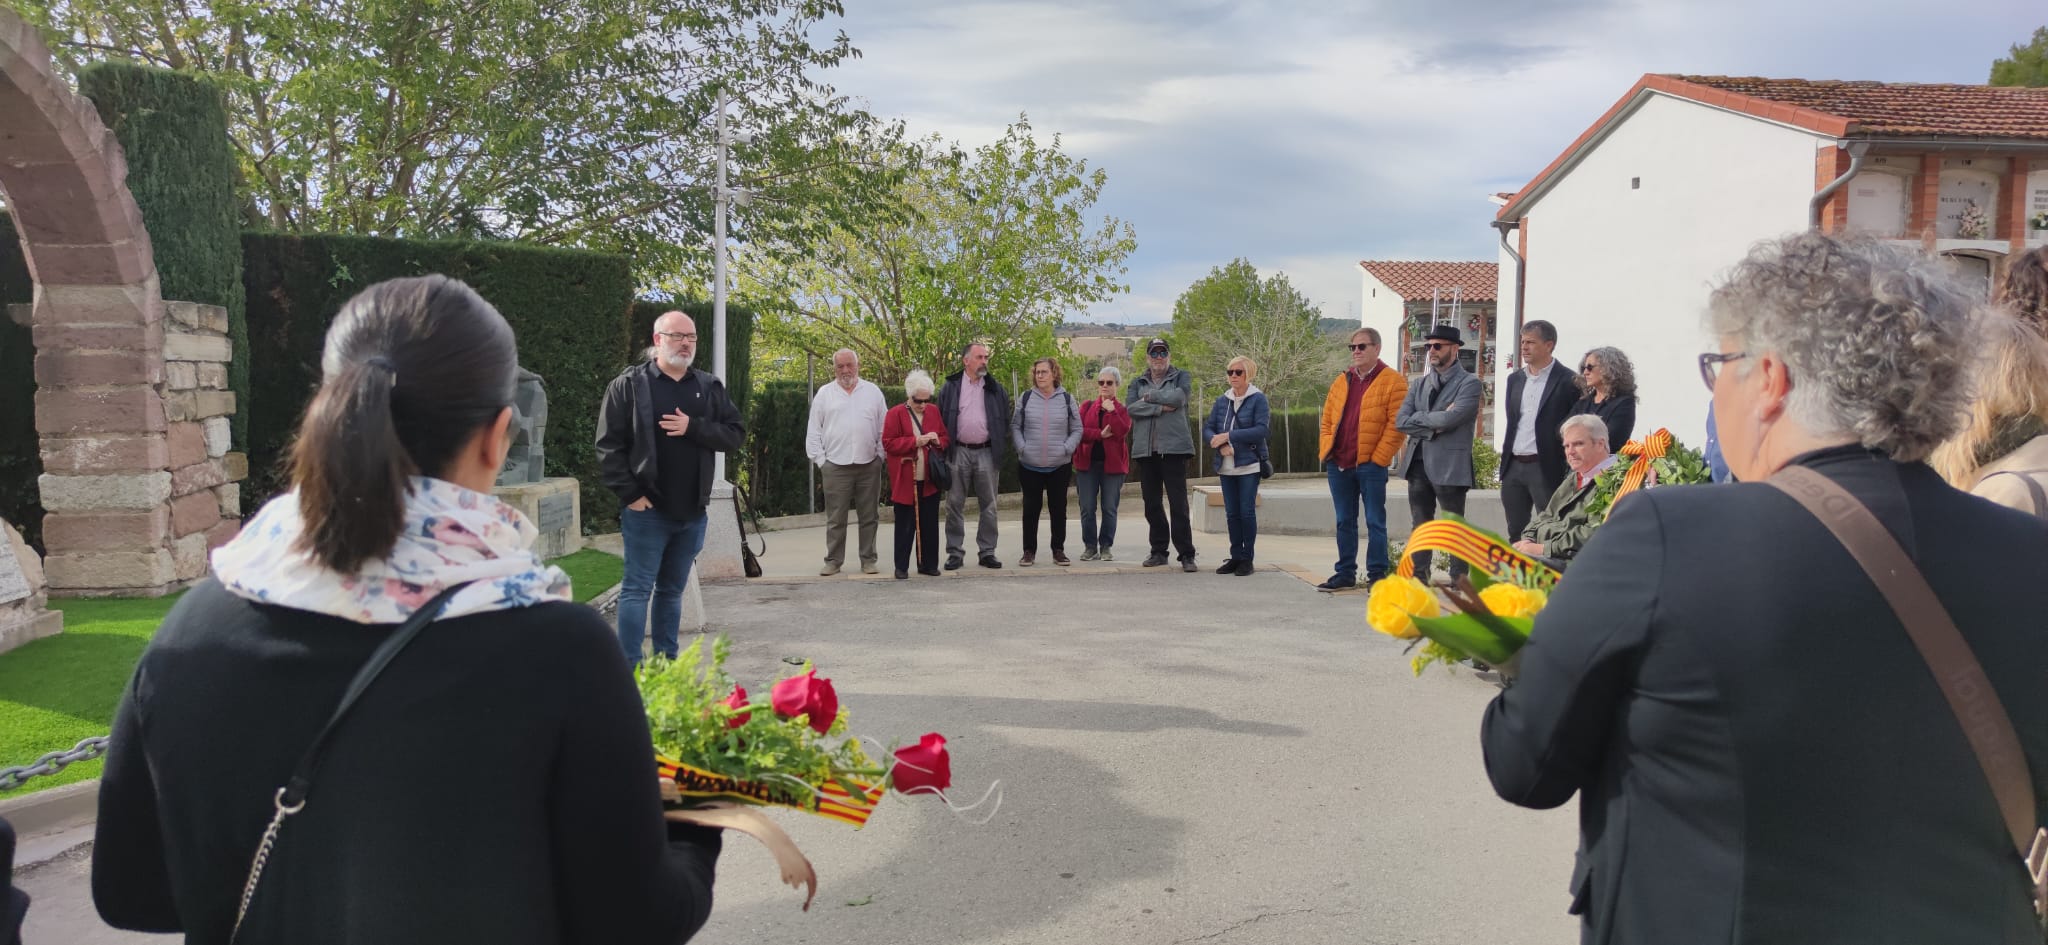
[713,91,730,485]
[806,351,815,515]
[1282,397,1291,473]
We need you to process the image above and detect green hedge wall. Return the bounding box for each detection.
[77,63,249,450]
[627,299,754,415]
[241,234,635,528]
[0,215,40,552]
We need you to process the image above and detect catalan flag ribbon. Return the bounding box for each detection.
[657,756,887,828]
[1395,517,1559,587]
[1615,428,1674,503]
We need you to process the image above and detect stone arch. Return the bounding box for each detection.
[0,9,179,596]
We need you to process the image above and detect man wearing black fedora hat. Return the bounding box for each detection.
[1392,323,1484,582]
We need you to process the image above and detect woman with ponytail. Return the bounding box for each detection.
[92,276,722,944]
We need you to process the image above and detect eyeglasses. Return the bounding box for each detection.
[1698,351,1747,391]
[1425,342,1454,351]
[1580,362,1597,373]
[1147,351,1168,358]
[1349,343,1376,351]
[1097,380,1116,386]
[656,331,697,342]
[1226,369,1245,377]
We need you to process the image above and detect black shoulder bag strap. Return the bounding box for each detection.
[1769,467,2047,927]
[231,581,472,941]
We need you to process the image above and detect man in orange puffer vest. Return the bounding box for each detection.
[1315,327,1408,591]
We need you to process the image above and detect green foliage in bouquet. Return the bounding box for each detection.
[1580,437,1712,523]
[636,637,881,804]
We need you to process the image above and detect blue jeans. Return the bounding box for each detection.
[1219,472,1259,562]
[617,505,708,665]
[1075,468,1125,550]
[1327,461,1389,581]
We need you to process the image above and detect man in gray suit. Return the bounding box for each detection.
[1393,324,1483,581]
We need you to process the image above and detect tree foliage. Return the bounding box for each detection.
[1990,26,2048,87]
[16,0,902,279]
[750,116,1137,387]
[1169,259,1341,404]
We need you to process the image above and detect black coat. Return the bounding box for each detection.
[92,581,721,945]
[1481,446,2048,944]
[1501,363,1581,493]
[937,370,1012,465]
[596,362,746,516]
[1567,391,1636,453]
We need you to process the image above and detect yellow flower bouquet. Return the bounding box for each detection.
[1367,514,1560,675]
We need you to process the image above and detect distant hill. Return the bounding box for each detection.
[1319,317,1358,337]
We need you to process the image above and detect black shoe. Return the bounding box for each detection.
[1234,560,1254,576]
[1215,558,1237,574]
[1142,553,1168,568]
[1316,574,1357,592]
[894,569,909,580]
[945,555,963,571]
[1364,572,1386,586]
[1181,558,1198,573]
[918,567,942,577]
[979,555,1003,569]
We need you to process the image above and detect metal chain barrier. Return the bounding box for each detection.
[0,735,110,792]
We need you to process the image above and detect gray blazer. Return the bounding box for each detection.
[1392,363,1483,487]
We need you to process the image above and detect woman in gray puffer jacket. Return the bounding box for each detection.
[1013,357,1083,566]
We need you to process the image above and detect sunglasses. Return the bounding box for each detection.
[1349,343,1376,351]
[1097,380,1116,386]
[1425,342,1455,351]
[1580,363,1597,372]
[1226,369,1245,377]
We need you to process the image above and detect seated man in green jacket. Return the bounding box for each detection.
[1511,414,1616,565]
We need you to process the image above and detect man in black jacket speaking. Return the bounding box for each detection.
[597,311,745,664]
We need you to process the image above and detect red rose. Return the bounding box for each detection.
[890,732,951,796]
[770,669,838,735]
[722,685,751,729]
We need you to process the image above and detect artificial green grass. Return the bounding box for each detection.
[0,594,180,798]
[553,548,624,603]
[0,549,623,798]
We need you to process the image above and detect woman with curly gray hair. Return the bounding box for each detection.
[1568,345,1637,448]
[1481,232,2048,945]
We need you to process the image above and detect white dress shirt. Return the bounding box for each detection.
[806,379,887,466]
[1512,360,1555,458]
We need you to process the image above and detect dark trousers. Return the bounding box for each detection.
[1018,464,1072,553]
[893,490,941,574]
[1406,474,1469,579]
[1219,472,1260,562]
[1136,454,1196,560]
[1500,456,1549,543]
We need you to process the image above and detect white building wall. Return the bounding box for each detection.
[1491,237,1521,447]
[1517,93,1822,451]
[1358,269,1407,358]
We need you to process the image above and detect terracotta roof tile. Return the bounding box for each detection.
[1670,75,2048,141]
[1357,261,1499,302]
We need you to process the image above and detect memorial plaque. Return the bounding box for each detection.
[0,533,29,606]
[536,492,575,535]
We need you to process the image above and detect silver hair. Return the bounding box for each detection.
[1703,232,1980,462]
[833,348,859,366]
[1576,346,1637,400]
[1559,413,1608,444]
[1096,364,1122,385]
[903,369,936,400]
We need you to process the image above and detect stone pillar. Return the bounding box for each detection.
[161,302,244,580]
[0,517,62,655]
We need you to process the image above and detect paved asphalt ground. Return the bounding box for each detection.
[19,509,1580,944]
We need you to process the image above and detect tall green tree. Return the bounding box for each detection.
[1169,259,1339,404]
[1990,26,2048,86]
[16,0,902,279]
[749,116,1138,387]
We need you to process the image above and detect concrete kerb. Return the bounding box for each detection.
[1,780,98,866]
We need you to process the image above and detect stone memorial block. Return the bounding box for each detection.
[497,367,550,487]
[0,519,64,655]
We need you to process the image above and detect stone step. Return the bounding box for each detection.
[1192,479,1510,539]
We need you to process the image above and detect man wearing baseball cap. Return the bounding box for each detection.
[1127,338,1199,571]
[1392,324,1483,582]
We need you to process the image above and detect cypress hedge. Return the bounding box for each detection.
[76,63,249,452]
[626,298,754,415]
[241,234,635,528]
[0,215,40,551]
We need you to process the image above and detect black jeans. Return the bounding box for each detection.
[1136,454,1196,560]
[893,490,941,573]
[1018,464,1072,553]
[1406,474,1468,579]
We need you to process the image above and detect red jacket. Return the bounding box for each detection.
[1074,397,1133,474]
[882,402,949,504]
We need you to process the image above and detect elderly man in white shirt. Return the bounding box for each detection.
[807,348,889,575]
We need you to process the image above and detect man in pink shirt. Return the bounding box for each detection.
[937,342,1012,569]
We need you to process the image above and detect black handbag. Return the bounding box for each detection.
[731,481,766,578]
[912,408,950,491]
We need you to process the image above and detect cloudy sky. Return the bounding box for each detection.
[821,0,2042,324]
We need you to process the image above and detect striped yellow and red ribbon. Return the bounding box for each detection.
[1395,517,1559,587]
[1614,428,1673,504]
[658,755,887,828]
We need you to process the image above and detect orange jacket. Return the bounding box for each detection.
[1319,364,1408,467]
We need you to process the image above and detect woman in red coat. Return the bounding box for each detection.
[1074,365,1133,560]
[882,370,950,579]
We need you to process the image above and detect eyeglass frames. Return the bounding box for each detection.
[1698,352,1747,391]
[1348,342,1376,351]
[1425,342,1455,351]
[655,331,697,342]
[1226,369,1245,377]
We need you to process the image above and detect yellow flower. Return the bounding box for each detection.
[1478,583,1548,619]
[1367,576,1439,639]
